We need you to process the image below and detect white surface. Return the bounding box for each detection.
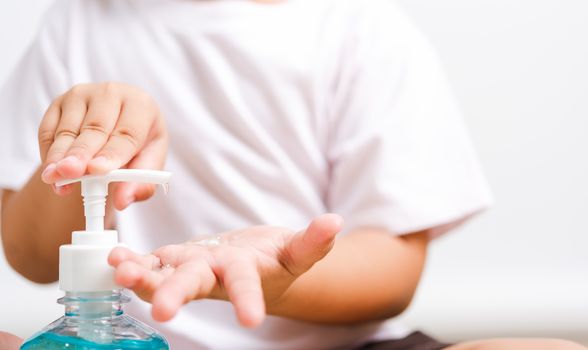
[0,0,586,345]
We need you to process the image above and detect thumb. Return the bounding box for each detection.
[284,214,343,276]
[112,136,167,211]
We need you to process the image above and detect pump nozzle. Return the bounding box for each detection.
[57,169,171,293]
[56,169,171,231]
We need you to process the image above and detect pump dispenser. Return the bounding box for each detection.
[20,169,171,350]
[58,169,171,293]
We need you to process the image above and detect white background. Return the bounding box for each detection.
[0,0,587,345]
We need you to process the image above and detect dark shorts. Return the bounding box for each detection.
[356,331,452,350]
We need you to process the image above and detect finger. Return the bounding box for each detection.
[87,99,156,174]
[151,244,185,267]
[38,99,62,164]
[113,183,156,211]
[42,96,88,183]
[114,261,166,302]
[222,257,265,328]
[282,214,343,276]
[151,261,216,322]
[61,93,122,174]
[108,246,160,269]
[0,331,23,350]
[113,130,167,210]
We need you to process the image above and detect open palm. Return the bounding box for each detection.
[108,214,342,327]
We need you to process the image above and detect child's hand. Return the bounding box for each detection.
[38,82,168,209]
[108,214,343,328]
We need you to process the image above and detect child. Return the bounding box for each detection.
[0,0,584,349]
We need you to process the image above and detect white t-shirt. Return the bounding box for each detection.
[0,0,492,348]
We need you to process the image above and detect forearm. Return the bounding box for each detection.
[268,229,429,325]
[0,166,85,282]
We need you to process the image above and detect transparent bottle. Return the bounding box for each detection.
[20,291,169,350]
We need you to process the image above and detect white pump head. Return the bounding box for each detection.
[57,169,171,232]
[56,169,171,292]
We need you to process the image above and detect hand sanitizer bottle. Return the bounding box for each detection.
[20,169,171,350]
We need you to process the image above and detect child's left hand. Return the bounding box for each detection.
[108,214,342,328]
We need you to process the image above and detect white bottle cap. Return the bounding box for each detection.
[56,169,171,292]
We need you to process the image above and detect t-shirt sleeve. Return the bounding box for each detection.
[0,2,70,191]
[326,2,493,238]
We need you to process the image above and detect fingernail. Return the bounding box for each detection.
[41,163,56,182]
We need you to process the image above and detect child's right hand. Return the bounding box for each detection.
[38,82,168,210]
